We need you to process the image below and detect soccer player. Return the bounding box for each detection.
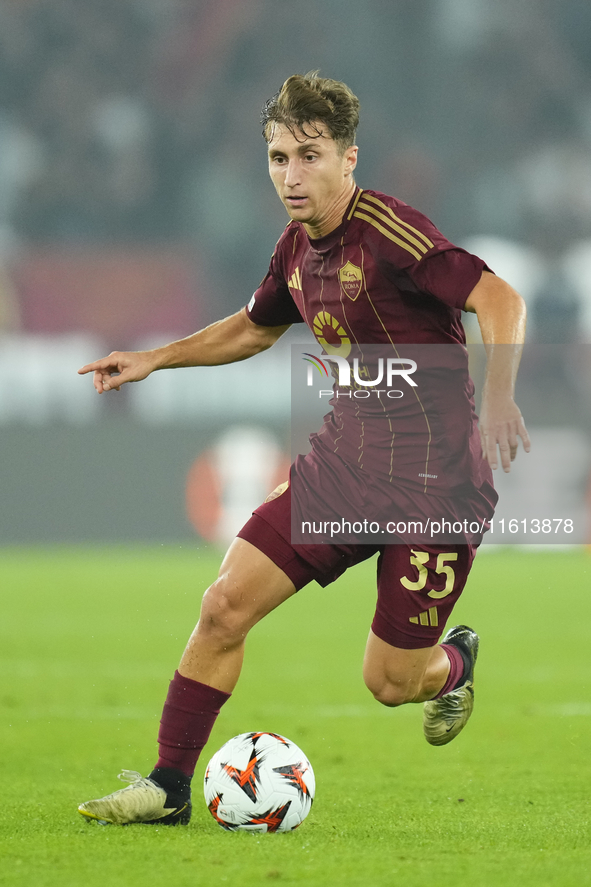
[77,73,529,825]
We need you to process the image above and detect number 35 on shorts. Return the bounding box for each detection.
[400,550,458,599]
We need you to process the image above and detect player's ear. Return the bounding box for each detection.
[344,145,358,175]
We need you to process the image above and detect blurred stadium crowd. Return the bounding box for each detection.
[1,0,591,338]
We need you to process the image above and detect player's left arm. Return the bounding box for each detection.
[464,270,531,472]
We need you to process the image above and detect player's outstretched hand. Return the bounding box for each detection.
[78,350,156,393]
[478,393,530,472]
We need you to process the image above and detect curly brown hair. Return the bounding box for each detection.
[262,71,360,153]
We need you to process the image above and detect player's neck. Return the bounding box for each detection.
[303,180,356,240]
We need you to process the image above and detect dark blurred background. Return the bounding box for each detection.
[1,0,590,543]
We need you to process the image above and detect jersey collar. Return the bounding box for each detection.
[305,186,363,253]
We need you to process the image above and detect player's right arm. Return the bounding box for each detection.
[77,308,291,393]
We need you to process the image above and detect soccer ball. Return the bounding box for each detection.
[203,732,315,833]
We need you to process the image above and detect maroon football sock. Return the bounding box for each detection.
[433,644,465,698]
[155,670,231,777]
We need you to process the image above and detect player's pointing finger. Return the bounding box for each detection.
[78,351,126,373]
[78,361,100,375]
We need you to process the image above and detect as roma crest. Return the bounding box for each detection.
[339,260,362,301]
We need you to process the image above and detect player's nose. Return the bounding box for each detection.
[284,159,302,188]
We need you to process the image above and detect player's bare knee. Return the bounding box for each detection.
[198,579,252,645]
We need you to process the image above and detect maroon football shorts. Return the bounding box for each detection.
[237,483,477,650]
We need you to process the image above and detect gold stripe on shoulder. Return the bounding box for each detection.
[361,193,434,249]
[347,188,364,220]
[354,211,423,261]
[356,200,429,255]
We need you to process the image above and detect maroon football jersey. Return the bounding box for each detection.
[247,187,486,340]
[246,187,492,499]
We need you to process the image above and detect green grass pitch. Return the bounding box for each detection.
[1,546,591,887]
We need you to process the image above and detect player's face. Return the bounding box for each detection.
[267,122,358,238]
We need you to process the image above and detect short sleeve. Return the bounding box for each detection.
[359,193,490,310]
[245,244,304,327]
[411,248,490,310]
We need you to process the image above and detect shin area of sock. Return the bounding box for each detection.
[433,643,465,698]
[155,670,231,777]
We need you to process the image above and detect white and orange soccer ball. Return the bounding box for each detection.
[203,732,315,833]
